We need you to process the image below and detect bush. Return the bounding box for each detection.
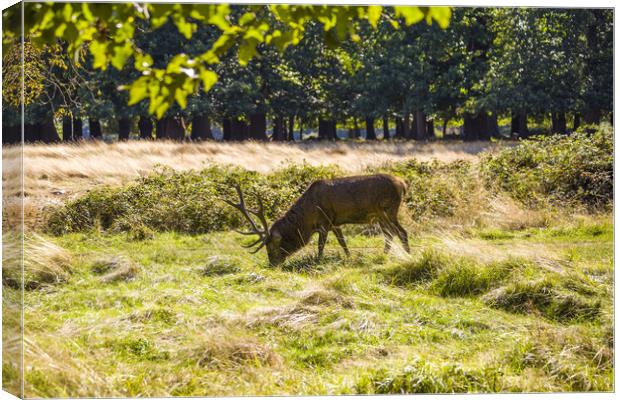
[481,124,613,209]
[371,159,479,222]
[47,160,479,235]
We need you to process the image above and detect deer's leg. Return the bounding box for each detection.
[393,220,410,253]
[317,229,328,259]
[332,227,350,257]
[379,221,394,254]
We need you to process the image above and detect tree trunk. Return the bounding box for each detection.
[463,114,478,141]
[89,118,103,139]
[584,109,601,125]
[382,116,389,139]
[156,116,185,140]
[222,118,232,141]
[395,117,403,138]
[511,112,529,138]
[39,117,60,143]
[320,119,337,140]
[273,116,285,141]
[287,116,295,141]
[415,111,426,140]
[2,125,21,144]
[72,117,83,140]
[551,112,567,134]
[365,117,376,140]
[62,117,73,141]
[573,113,581,131]
[248,113,267,141]
[442,119,448,138]
[230,117,248,140]
[426,119,435,139]
[190,115,212,140]
[138,116,153,139]
[489,113,500,138]
[402,113,410,139]
[353,118,361,139]
[118,117,131,141]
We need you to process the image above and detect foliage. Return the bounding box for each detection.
[3,3,451,118]
[480,124,613,208]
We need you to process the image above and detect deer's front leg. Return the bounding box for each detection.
[317,229,328,260]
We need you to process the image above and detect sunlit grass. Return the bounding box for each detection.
[6,215,613,396]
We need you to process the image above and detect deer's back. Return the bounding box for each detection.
[302,174,407,225]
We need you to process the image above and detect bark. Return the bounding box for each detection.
[415,111,426,140]
[89,118,103,139]
[319,119,337,140]
[156,116,185,140]
[138,116,153,139]
[287,116,295,141]
[248,113,267,141]
[489,113,500,138]
[382,116,390,139]
[347,128,355,139]
[2,125,20,144]
[365,117,376,140]
[353,118,361,138]
[229,117,248,141]
[118,117,131,141]
[442,119,448,138]
[273,116,286,141]
[573,114,581,131]
[402,113,410,139]
[39,118,60,143]
[551,112,567,134]
[24,124,38,142]
[222,118,232,141]
[190,115,212,140]
[426,119,435,139]
[62,117,73,141]
[510,112,529,138]
[584,109,601,125]
[72,117,83,140]
[395,117,403,138]
[464,113,495,141]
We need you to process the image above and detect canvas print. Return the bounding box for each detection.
[1,2,614,397]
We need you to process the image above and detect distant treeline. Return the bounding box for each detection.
[2,7,612,144]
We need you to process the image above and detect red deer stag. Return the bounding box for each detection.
[223,174,410,265]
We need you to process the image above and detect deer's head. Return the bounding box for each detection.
[222,185,287,266]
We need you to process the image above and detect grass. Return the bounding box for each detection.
[3,215,612,396]
[2,131,613,396]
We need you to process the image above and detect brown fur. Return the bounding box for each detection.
[265,174,409,265]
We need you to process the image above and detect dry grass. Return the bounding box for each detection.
[2,140,506,229]
[2,232,73,289]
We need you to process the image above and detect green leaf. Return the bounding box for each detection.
[111,42,133,70]
[128,76,150,105]
[394,6,424,25]
[367,6,382,28]
[199,69,218,92]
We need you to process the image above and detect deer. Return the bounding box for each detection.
[223,174,410,266]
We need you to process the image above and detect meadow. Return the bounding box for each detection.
[2,126,613,396]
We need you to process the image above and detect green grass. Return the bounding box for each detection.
[7,216,613,397]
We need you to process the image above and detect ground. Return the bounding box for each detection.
[1,140,613,396]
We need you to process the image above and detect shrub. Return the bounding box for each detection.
[481,124,613,209]
[371,159,479,222]
[47,160,479,235]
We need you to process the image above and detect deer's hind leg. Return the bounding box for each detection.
[392,219,409,253]
[332,226,350,257]
[379,220,394,254]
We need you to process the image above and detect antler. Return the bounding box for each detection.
[222,184,270,253]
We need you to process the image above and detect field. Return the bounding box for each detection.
[2,132,614,396]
